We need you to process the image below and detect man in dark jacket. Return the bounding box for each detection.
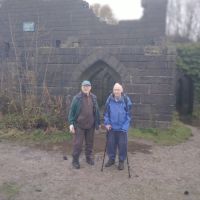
[104,83,132,170]
[68,80,100,169]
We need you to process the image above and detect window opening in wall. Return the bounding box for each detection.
[23,22,35,32]
[56,40,61,48]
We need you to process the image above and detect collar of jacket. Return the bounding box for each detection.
[76,92,96,100]
[109,93,125,102]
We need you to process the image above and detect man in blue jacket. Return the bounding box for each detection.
[104,83,132,170]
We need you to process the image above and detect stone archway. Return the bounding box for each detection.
[75,51,128,107]
[80,60,121,107]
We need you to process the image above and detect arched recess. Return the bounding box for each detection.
[176,75,194,115]
[74,51,129,107]
[80,60,121,107]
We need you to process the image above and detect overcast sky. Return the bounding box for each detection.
[84,0,143,20]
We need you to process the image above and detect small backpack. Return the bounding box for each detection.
[104,93,130,116]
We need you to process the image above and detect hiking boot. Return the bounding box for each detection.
[118,161,124,170]
[72,159,80,169]
[86,157,94,165]
[105,159,115,167]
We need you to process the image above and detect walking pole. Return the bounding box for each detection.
[101,131,108,172]
[126,152,131,178]
[126,135,131,178]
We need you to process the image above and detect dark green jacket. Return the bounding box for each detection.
[68,92,100,130]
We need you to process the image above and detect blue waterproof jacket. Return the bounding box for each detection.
[104,94,132,133]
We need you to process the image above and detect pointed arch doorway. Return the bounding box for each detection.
[80,60,121,107]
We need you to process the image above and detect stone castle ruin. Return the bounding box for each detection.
[0,0,176,128]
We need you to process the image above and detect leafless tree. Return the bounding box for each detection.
[167,0,200,41]
[0,11,55,115]
[90,3,118,25]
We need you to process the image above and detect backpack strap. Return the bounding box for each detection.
[104,93,112,117]
[123,94,129,112]
[104,93,129,114]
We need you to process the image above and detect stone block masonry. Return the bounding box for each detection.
[0,0,176,128]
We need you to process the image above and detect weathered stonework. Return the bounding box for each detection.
[0,0,176,128]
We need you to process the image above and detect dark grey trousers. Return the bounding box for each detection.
[72,126,95,160]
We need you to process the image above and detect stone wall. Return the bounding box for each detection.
[0,0,177,128]
[36,45,176,128]
[0,0,168,48]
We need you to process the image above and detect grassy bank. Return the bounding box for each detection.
[0,119,192,146]
[0,129,72,145]
[129,120,192,145]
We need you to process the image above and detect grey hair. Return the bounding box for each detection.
[113,83,123,92]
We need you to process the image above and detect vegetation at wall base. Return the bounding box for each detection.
[0,128,72,146]
[129,119,192,146]
[0,90,72,146]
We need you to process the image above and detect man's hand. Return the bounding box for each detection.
[105,125,112,131]
[69,124,75,134]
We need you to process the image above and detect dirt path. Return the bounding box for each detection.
[0,126,200,200]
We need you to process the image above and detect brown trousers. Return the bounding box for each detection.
[72,126,95,160]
